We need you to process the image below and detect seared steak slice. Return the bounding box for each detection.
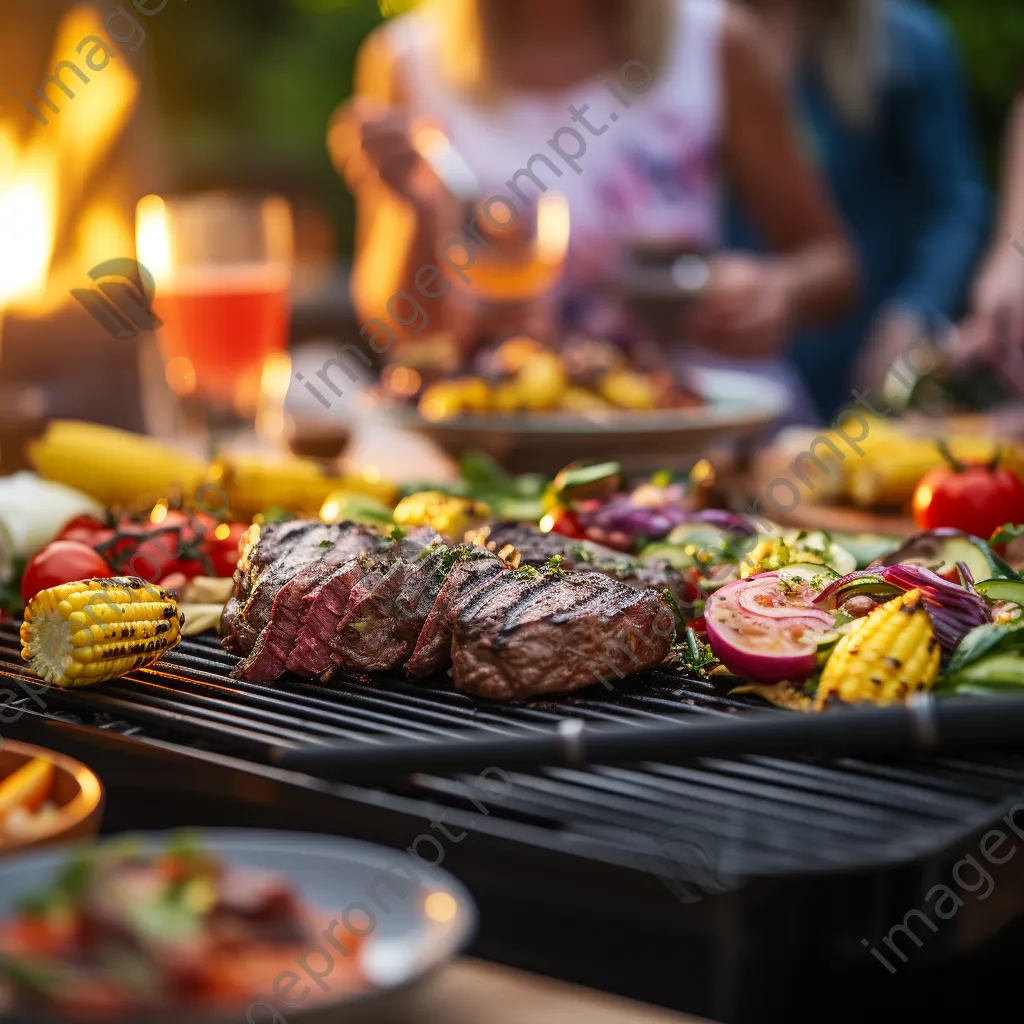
[285,559,367,679]
[406,547,506,679]
[451,570,674,700]
[285,525,444,680]
[233,525,380,683]
[331,543,453,674]
[222,521,339,654]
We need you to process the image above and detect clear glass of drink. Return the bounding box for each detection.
[135,191,294,452]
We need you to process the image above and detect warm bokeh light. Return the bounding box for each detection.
[538,514,555,533]
[165,356,197,396]
[214,523,232,541]
[149,503,168,525]
[362,465,382,484]
[424,891,458,923]
[135,195,171,286]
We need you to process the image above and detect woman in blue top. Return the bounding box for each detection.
[727,0,989,422]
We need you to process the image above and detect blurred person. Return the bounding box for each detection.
[329,0,857,412]
[728,0,989,421]
[957,93,1024,393]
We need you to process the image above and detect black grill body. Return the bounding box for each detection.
[4,624,1024,1021]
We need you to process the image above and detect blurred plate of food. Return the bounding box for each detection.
[749,412,1024,536]
[0,828,475,1023]
[0,743,103,856]
[375,335,786,475]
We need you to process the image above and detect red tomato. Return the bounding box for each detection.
[200,522,249,577]
[57,514,113,550]
[545,507,584,539]
[21,541,112,604]
[912,451,1024,538]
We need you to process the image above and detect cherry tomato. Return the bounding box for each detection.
[200,522,249,577]
[912,448,1024,538]
[58,514,113,550]
[545,507,584,539]
[21,541,112,604]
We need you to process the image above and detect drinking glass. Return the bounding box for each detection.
[440,191,571,357]
[135,192,294,451]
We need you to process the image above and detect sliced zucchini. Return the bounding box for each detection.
[638,542,697,571]
[665,522,732,553]
[828,531,902,570]
[975,579,1024,607]
[882,529,1011,584]
[781,529,857,576]
[776,562,841,584]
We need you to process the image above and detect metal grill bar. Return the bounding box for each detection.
[4,623,1024,877]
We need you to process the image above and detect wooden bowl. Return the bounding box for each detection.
[0,741,103,856]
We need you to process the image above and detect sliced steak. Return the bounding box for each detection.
[222,521,339,655]
[331,542,453,674]
[451,570,674,700]
[406,547,507,679]
[285,525,444,680]
[232,525,380,683]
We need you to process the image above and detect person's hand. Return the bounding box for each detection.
[955,249,1024,393]
[327,98,441,211]
[852,306,933,396]
[689,254,794,358]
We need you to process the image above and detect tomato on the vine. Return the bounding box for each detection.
[912,445,1024,538]
[21,541,112,604]
[200,522,249,577]
[58,515,113,549]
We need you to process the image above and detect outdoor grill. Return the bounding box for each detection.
[3,620,1024,1021]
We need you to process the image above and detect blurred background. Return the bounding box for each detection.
[1,0,1022,486]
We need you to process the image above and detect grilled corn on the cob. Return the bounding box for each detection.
[814,589,940,709]
[21,578,183,688]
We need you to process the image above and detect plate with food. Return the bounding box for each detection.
[376,336,786,475]
[0,829,476,1023]
[0,743,103,855]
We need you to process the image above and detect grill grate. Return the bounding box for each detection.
[4,622,1024,881]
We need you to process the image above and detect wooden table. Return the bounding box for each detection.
[355,959,712,1023]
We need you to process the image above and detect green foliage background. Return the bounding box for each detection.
[149,0,1022,256]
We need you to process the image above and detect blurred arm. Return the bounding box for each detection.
[721,3,859,328]
[995,93,1024,244]
[329,26,445,339]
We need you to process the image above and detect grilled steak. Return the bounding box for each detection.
[406,547,507,678]
[451,569,674,700]
[232,524,380,683]
[473,522,691,606]
[222,521,340,655]
[331,541,454,674]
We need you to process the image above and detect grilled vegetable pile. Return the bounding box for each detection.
[695,521,1024,712]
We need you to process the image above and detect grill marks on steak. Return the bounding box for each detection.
[406,547,506,679]
[475,522,690,601]
[224,519,674,699]
[223,522,343,656]
[330,543,455,674]
[451,571,674,700]
[232,525,381,683]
